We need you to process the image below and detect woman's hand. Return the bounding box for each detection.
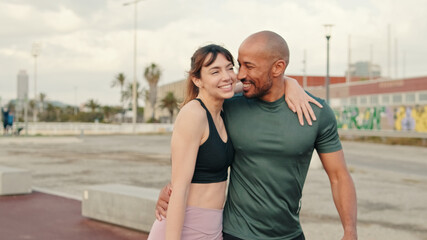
[284,76,323,126]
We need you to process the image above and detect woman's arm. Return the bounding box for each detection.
[166,103,206,240]
[284,76,323,126]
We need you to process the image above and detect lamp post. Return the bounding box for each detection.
[324,24,333,104]
[123,0,144,133]
[74,86,78,115]
[31,43,41,122]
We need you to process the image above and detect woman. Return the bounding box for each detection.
[148,44,319,239]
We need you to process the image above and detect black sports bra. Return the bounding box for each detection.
[191,98,234,183]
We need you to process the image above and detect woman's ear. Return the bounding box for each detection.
[192,77,202,89]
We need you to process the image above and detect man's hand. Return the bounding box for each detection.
[155,183,172,221]
[284,76,323,126]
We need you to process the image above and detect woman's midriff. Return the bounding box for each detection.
[187,181,227,209]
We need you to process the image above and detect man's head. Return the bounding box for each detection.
[237,31,290,101]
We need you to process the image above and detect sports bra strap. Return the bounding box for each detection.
[194,98,225,119]
[194,98,208,111]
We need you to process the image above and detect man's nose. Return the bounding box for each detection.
[237,67,245,80]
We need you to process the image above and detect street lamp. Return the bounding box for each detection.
[324,24,333,104]
[31,42,41,122]
[123,0,144,133]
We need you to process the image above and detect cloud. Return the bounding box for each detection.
[0,0,426,106]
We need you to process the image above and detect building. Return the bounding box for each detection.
[17,70,29,100]
[143,80,186,123]
[147,75,427,132]
[345,61,381,79]
[16,70,29,119]
[306,76,427,132]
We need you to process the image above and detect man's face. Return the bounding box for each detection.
[237,44,273,100]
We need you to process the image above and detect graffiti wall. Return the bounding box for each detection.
[334,105,427,132]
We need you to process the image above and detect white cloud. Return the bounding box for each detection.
[42,6,83,32]
[0,0,426,106]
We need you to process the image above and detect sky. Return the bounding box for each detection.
[1,0,426,107]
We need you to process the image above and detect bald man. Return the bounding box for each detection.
[157,31,357,240]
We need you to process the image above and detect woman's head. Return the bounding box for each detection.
[182,44,236,107]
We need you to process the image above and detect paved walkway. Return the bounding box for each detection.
[0,135,426,239]
[0,191,148,240]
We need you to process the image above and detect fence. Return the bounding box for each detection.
[8,122,173,135]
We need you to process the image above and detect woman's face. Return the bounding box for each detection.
[197,53,236,100]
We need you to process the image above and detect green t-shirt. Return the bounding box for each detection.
[222,94,342,240]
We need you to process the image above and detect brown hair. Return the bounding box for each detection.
[181,44,235,107]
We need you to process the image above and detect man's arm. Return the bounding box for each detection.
[319,150,358,240]
[155,183,171,220]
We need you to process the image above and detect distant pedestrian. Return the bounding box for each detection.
[2,108,9,135]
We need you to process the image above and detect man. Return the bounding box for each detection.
[157,31,357,240]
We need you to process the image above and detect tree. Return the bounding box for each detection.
[111,73,126,96]
[102,105,113,122]
[29,100,36,118]
[122,82,145,115]
[111,73,126,119]
[144,63,161,120]
[85,99,100,113]
[111,73,126,104]
[160,91,179,123]
[122,82,144,106]
[39,93,46,113]
[40,103,61,122]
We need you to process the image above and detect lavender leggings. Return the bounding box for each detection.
[147,206,223,240]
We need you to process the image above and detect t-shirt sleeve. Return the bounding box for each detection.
[315,103,342,153]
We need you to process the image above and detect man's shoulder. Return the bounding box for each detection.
[306,91,327,106]
[227,93,246,102]
[224,94,247,109]
[304,91,333,117]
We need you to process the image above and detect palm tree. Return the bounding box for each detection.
[85,99,100,113]
[160,91,179,123]
[144,63,161,120]
[111,73,126,122]
[111,73,126,104]
[29,100,36,118]
[39,93,46,113]
[122,82,144,110]
[102,105,113,122]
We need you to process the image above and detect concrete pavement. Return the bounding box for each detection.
[0,135,426,239]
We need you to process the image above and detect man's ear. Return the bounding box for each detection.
[192,77,202,89]
[271,60,286,77]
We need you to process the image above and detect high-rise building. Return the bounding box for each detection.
[346,61,381,79]
[17,70,29,100]
[16,70,29,116]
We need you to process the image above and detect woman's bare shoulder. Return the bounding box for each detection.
[174,100,207,129]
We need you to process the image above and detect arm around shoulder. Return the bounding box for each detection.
[283,76,323,126]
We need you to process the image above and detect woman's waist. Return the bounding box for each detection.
[187,181,227,209]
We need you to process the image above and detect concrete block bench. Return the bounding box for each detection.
[0,166,32,195]
[82,184,160,232]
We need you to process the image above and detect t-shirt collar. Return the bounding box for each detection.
[255,94,286,111]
